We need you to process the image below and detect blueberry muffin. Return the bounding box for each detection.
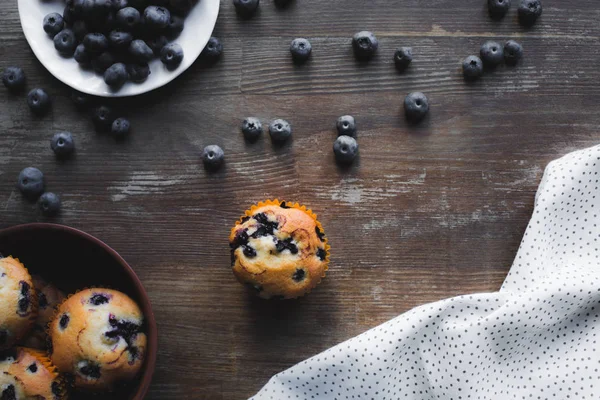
[230,200,330,299]
[0,257,37,350]
[22,276,66,350]
[0,370,26,400]
[0,347,67,399]
[49,289,146,391]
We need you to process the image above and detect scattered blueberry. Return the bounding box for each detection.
[104,63,129,89]
[201,145,225,170]
[233,0,260,18]
[51,132,75,158]
[143,6,171,30]
[488,0,511,19]
[16,167,45,200]
[352,31,378,60]
[242,117,263,141]
[116,7,141,30]
[404,92,429,122]
[38,193,61,217]
[74,44,92,66]
[333,135,358,164]
[108,30,133,51]
[394,46,413,71]
[336,115,357,137]
[290,38,312,64]
[83,33,109,54]
[54,29,77,56]
[72,20,88,42]
[111,117,130,138]
[91,52,117,74]
[518,0,542,26]
[160,43,184,70]
[462,55,483,80]
[480,41,504,67]
[27,88,51,116]
[269,119,292,144]
[71,91,91,110]
[166,15,184,39]
[43,13,65,37]
[504,40,523,65]
[147,35,168,55]
[201,37,223,61]
[129,39,154,62]
[127,62,151,83]
[92,105,115,130]
[2,67,26,93]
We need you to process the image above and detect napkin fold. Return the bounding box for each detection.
[253,145,600,400]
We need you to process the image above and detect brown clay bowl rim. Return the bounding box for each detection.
[0,223,157,400]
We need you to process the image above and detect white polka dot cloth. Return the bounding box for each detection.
[253,145,600,399]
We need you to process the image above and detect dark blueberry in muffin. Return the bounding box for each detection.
[74,44,92,66]
[201,145,225,171]
[90,294,109,305]
[276,238,298,254]
[51,132,75,158]
[27,363,38,373]
[166,15,184,39]
[290,38,312,64]
[160,43,184,70]
[352,31,378,60]
[38,193,61,217]
[268,119,292,144]
[242,245,257,258]
[17,167,45,200]
[92,52,117,74]
[241,216,251,223]
[59,314,70,330]
[480,41,504,67]
[129,39,154,63]
[504,40,523,65]
[279,201,290,209]
[1,385,16,400]
[336,115,357,137]
[242,117,263,141]
[71,92,90,112]
[231,229,249,248]
[92,105,115,130]
[112,117,131,138]
[51,381,61,397]
[2,67,26,93]
[54,29,77,56]
[109,30,133,51]
[127,62,151,83]
[201,37,223,61]
[333,135,358,164]
[462,55,483,80]
[78,361,101,379]
[233,0,260,19]
[18,281,31,315]
[315,226,325,242]
[104,63,129,89]
[317,248,326,261]
[116,7,141,30]
[43,13,65,37]
[403,92,429,122]
[143,6,171,31]
[292,268,306,282]
[488,0,511,19]
[394,46,413,71]
[147,35,168,55]
[518,0,542,26]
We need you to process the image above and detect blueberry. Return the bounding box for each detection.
[462,55,483,80]
[111,0,129,9]
[166,15,184,39]
[488,0,511,19]
[201,37,223,61]
[292,268,305,282]
[129,39,154,62]
[63,4,77,25]
[143,6,170,30]
[160,43,184,70]
[242,117,263,141]
[111,117,130,137]
[201,145,225,170]
[38,193,61,217]
[233,0,260,18]
[83,33,109,54]
[59,313,70,329]
[394,46,412,71]
[92,105,115,130]
[54,29,77,56]
[268,119,292,144]
[71,91,91,110]
[51,132,75,158]
[127,62,151,83]
[480,41,504,67]
[16,167,45,200]
[80,0,96,19]
[147,35,168,55]
[116,7,141,30]
[90,293,109,305]
[504,40,523,65]
[352,31,378,60]
[518,0,542,26]
[93,0,113,18]
[404,92,429,122]
[290,38,311,64]
[72,20,88,41]
[336,115,357,137]
[333,135,358,164]
[43,13,65,37]
[104,63,129,89]
[2,67,26,93]
[27,88,51,116]
[91,52,117,73]
[74,44,92,66]
[109,30,133,51]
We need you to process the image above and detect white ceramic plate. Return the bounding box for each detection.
[18,0,219,97]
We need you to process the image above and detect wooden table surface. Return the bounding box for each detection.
[1,0,599,398]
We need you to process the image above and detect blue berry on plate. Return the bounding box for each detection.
[242,117,263,141]
[111,117,130,138]
[38,193,61,217]
[116,7,141,30]
[16,167,45,200]
[43,13,65,37]
[462,55,483,80]
[143,6,170,30]
[83,33,109,54]
[201,145,225,170]
[480,41,504,67]
[51,132,75,158]
[92,105,115,130]
[166,15,184,39]
[92,0,113,18]
[54,29,77,56]
[488,0,511,19]
[62,4,77,25]
[233,0,260,18]
[504,40,523,65]
[27,88,51,116]
[72,20,88,41]
[109,30,133,51]
[290,38,311,64]
[71,91,91,110]
[201,37,222,61]
[404,92,429,122]
[74,44,92,66]
[104,63,129,89]
[111,0,129,10]
[91,52,117,73]
[352,31,378,60]
[336,115,357,137]
[269,119,292,144]
[2,67,26,93]
[170,0,195,15]
[394,46,412,71]
[127,62,151,83]
[333,135,358,164]
[518,0,542,26]
[147,35,168,55]
[129,39,154,62]
[160,43,184,70]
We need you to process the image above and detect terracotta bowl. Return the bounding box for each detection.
[0,223,157,400]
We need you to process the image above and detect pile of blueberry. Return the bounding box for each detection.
[44,0,198,90]
[462,40,524,80]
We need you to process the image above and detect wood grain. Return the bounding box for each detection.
[1,0,600,398]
